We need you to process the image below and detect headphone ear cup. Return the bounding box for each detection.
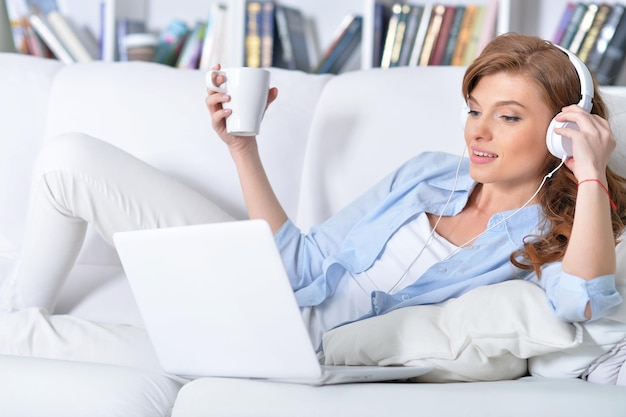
[546,112,576,159]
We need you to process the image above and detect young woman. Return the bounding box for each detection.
[2,33,625,359]
[205,33,626,347]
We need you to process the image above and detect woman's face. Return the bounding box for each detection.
[464,72,554,193]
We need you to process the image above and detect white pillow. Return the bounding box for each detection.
[529,241,626,378]
[323,280,582,382]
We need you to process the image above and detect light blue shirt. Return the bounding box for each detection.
[274,152,622,323]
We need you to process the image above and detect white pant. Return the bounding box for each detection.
[0,133,234,371]
[2,132,233,312]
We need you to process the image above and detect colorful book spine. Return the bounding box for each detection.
[47,10,94,62]
[389,3,411,67]
[380,3,402,69]
[578,4,611,63]
[560,3,588,49]
[419,4,445,66]
[397,4,423,67]
[587,4,625,72]
[408,3,432,67]
[568,3,599,54]
[314,14,362,74]
[371,2,389,67]
[441,5,465,65]
[462,5,486,65]
[428,5,455,65]
[152,18,189,66]
[314,13,359,71]
[28,12,73,63]
[595,7,626,85]
[451,4,477,66]
[244,1,262,67]
[260,1,274,68]
[176,20,206,69]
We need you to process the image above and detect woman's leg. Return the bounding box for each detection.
[1,132,234,313]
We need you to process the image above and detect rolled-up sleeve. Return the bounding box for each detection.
[538,263,623,322]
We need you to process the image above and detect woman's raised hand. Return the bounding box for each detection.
[205,64,279,152]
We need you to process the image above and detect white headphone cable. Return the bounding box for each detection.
[442,156,566,260]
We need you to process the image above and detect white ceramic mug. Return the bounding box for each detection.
[206,67,271,136]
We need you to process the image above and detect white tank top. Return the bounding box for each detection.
[302,212,459,350]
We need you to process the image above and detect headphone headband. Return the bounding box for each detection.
[552,43,594,112]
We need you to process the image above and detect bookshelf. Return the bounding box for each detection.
[195,0,513,69]
[14,0,626,83]
[51,0,514,69]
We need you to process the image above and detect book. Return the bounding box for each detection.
[152,18,189,66]
[244,0,262,67]
[176,20,206,69]
[578,4,611,63]
[587,4,625,72]
[6,0,46,55]
[46,10,94,62]
[259,0,274,68]
[313,14,362,74]
[451,4,477,66]
[20,14,50,56]
[371,2,389,67]
[428,5,456,65]
[408,3,432,67]
[559,3,588,49]
[28,11,73,62]
[6,0,26,52]
[313,13,358,72]
[397,4,423,67]
[198,2,227,70]
[419,4,445,66]
[462,5,486,65]
[553,2,576,44]
[568,3,599,54]
[388,3,411,68]
[441,5,465,65]
[272,4,311,71]
[594,7,626,85]
[380,3,402,69]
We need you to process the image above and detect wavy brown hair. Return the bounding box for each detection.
[462,33,626,276]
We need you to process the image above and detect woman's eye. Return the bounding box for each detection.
[468,110,481,116]
[501,115,521,122]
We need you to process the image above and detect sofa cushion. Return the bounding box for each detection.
[296,65,469,231]
[0,54,62,259]
[171,376,626,417]
[0,354,182,417]
[322,280,581,382]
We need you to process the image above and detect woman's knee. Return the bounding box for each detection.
[34,133,123,177]
[35,133,101,171]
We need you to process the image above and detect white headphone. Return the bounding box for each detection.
[461,43,595,161]
[545,43,594,160]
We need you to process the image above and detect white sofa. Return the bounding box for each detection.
[1,52,626,416]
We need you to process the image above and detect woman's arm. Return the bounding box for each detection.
[557,105,617,319]
[205,66,286,233]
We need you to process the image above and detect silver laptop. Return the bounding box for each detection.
[113,219,432,385]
